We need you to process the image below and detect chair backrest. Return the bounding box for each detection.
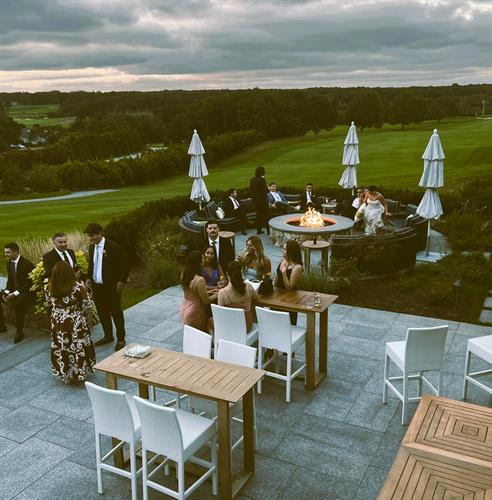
[212,304,248,346]
[405,325,448,373]
[216,339,257,368]
[183,325,212,358]
[255,306,292,352]
[85,381,138,442]
[133,395,183,460]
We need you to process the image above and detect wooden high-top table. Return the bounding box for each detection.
[257,289,337,390]
[378,395,492,499]
[95,346,265,500]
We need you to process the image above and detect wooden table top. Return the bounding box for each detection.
[378,395,492,499]
[95,346,265,404]
[219,230,235,238]
[301,240,330,249]
[257,288,337,313]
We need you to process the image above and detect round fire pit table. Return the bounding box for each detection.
[269,213,354,245]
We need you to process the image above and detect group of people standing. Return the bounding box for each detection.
[1,223,129,384]
[180,218,304,335]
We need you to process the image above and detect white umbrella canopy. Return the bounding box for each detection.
[190,178,210,205]
[416,128,445,254]
[187,129,210,208]
[339,121,360,190]
[419,128,444,188]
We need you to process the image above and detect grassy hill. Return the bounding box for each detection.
[0,117,490,242]
[7,104,75,127]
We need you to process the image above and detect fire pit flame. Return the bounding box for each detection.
[299,207,325,228]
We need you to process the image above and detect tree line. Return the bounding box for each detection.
[0,84,490,194]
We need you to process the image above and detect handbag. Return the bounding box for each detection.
[257,274,273,295]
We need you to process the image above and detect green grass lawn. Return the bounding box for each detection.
[8,104,75,128]
[1,117,490,242]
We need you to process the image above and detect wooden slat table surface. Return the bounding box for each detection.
[257,288,337,390]
[95,346,265,500]
[378,395,492,499]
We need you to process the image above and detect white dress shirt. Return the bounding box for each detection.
[55,248,74,267]
[92,237,105,284]
[9,255,21,296]
[271,191,282,203]
[208,237,220,260]
[352,197,361,209]
[306,191,313,203]
[229,196,239,209]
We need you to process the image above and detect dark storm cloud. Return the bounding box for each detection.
[0,0,490,91]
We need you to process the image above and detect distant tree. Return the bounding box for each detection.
[428,96,458,122]
[347,90,384,132]
[0,163,25,194]
[0,109,22,152]
[28,164,61,193]
[388,91,426,130]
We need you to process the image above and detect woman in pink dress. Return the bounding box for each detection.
[180,250,218,331]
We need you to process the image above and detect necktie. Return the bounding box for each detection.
[93,245,99,282]
[233,198,239,209]
[10,261,17,289]
[62,252,69,263]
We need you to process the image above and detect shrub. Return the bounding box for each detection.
[137,218,185,289]
[439,210,492,251]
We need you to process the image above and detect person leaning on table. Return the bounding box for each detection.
[275,239,303,325]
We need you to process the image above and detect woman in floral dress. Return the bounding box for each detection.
[45,261,96,383]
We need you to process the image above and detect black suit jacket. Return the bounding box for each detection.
[223,197,241,217]
[249,176,269,209]
[300,191,319,210]
[43,248,78,280]
[202,236,234,273]
[87,238,129,287]
[6,256,35,297]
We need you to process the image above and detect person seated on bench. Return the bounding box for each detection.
[223,188,248,235]
[267,182,292,215]
[300,182,320,210]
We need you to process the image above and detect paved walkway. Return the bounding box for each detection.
[0,189,117,205]
[0,231,491,499]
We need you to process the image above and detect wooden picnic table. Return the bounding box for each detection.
[95,346,265,500]
[378,394,492,499]
[257,288,337,390]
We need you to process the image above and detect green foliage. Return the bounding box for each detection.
[300,259,363,295]
[29,165,61,192]
[440,210,492,251]
[0,109,22,151]
[347,91,384,132]
[137,219,184,289]
[388,91,426,130]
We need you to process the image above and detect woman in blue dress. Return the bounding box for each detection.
[200,245,225,291]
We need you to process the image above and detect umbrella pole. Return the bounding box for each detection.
[426,219,431,256]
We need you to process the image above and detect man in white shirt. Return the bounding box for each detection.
[300,182,319,210]
[202,220,234,272]
[223,188,248,235]
[2,242,35,343]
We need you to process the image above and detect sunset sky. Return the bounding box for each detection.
[0,0,491,92]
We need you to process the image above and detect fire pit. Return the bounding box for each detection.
[269,209,354,245]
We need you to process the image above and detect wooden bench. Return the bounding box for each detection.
[378,395,492,499]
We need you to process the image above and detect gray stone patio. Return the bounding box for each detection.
[0,231,491,500]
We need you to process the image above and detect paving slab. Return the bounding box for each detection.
[479,309,492,325]
[0,405,60,443]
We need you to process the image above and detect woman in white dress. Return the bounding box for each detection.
[363,186,388,236]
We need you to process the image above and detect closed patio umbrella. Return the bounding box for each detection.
[416,129,445,255]
[338,121,359,193]
[188,129,210,209]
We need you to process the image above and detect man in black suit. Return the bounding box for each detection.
[203,219,234,273]
[249,165,270,234]
[84,223,129,351]
[300,182,320,210]
[223,188,248,235]
[2,242,35,343]
[43,232,80,281]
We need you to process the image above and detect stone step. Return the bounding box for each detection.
[479,309,492,325]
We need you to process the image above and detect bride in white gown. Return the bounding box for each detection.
[357,186,388,236]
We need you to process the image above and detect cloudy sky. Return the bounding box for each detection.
[0,0,491,92]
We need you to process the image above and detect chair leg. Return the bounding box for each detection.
[257,346,263,394]
[383,354,389,403]
[417,371,423,397]
[253,396,258,452]
[437,369,443,396]
[286,352,292,403]
[211,437,218,496]
[129,442,137,500]
[462,350,471,400]
[142,448,149,500]
[95,432,103,494]
[178,461,185,500]
[402,374,408,426]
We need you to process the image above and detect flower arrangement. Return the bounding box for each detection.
[29,250,89,315]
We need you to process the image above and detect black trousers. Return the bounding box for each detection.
[255,203,270,233]
[1,294,29,330]
[92,284,126,341]
[233,206,249,229]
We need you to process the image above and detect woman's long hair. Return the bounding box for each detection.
[243,236,267,277]
[201,245,219,270]
[227,261,246,295]
[285,240,303,266]
[181,250,202,290]
[48,261,76,298]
